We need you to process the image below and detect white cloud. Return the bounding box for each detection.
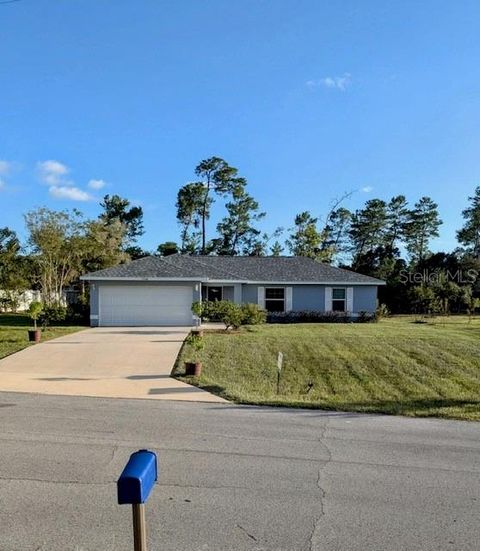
[87,178,107,190]
[0,178,5,191]
[37,159,106,200]
[307,73,352,91]
[0,160,11,176]
[361,186,373,193]
[37,160,71,186]
[49,185,93,202]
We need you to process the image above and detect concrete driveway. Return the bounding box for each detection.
[0,327,226,402]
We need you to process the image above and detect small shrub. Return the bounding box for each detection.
[197,300,225,321]
[185,333,204,361]
[28,301,43,330]
[192,300,267,328]
[240,303,267,325]
[191,301,203,318]
[355,312,376,323]
[220,302,244,330]
[40,303,67,328]
[376,303,390,320]
[267,310,375,324]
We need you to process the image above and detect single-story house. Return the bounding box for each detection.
[80,255,385,327]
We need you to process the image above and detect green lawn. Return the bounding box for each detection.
[173,316,480,420]
[0,314,84,360]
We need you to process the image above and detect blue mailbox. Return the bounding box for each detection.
[117,449,158,505]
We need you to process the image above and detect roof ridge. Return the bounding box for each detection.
[149,255,197,276]
[185,255,246,280]
[81,254,384,284]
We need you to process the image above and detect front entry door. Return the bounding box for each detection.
[207,286,223,302]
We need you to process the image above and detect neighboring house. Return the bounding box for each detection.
[80,255,385,327]
[0,288,79,312]
[0,289,41,312]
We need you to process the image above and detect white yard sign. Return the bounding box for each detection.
[277,351,284,371]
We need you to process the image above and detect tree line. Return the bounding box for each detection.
[1,156,480,315]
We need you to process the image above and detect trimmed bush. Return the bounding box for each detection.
[240,303,267,325]
[39,303,67,328]
[219,301,244,330]
[267,310,375,324]
[191,301,203,318]
[192,301,375,325]
[191,300,266,329]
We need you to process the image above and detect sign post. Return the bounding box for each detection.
[277,352,284,394]
[117,449,158,551]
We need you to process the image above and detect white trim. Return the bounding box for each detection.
[257,286,265,308]
[346,287,354,312]
[235,280,384,285]
[80,276,202,282]
[81,276,384,285]
[285,287,293,312]
[325,287,332,312]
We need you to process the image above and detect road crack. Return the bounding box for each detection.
[237,523,258,542]
[307,418,333,551]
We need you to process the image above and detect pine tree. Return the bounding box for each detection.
[286,212,324,259]
[457,186,480,258]
[215,189,265,255]
[404,196,442,264]
[349,199,388,266]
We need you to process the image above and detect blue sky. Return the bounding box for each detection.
[1,0,479,253]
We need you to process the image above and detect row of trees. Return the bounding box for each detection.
[171,158,446,266]
[1,155,480,315]
[0,195,143,310]
[169,158,480,315]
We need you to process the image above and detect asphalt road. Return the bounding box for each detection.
[0,392,479,551]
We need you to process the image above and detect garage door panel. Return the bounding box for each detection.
[99,285,193,326]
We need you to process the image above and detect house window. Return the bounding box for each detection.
[207,286,223,302]
[265,288,285,312]
[332,288,346,312]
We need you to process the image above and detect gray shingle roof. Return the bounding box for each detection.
[81,255,384,284]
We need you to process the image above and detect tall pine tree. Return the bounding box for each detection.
[404,196,442,264]
[457,186,480,259]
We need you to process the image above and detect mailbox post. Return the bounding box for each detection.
[117,449,158,551]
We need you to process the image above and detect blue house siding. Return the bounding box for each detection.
[291,285,326,311]
[352,285,378,313]
[241,284,260,305]
[240,284,376,312]
[222,286,235,301]
[88,279,378,326]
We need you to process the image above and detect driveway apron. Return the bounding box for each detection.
[0,327,226,402]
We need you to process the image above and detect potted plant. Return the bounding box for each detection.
[28,301,43,343]
[191,301,204,337]
[184,333,204,377]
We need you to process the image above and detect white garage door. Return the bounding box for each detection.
[99,285,193,326]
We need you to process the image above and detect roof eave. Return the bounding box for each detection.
[80,275,385,285]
